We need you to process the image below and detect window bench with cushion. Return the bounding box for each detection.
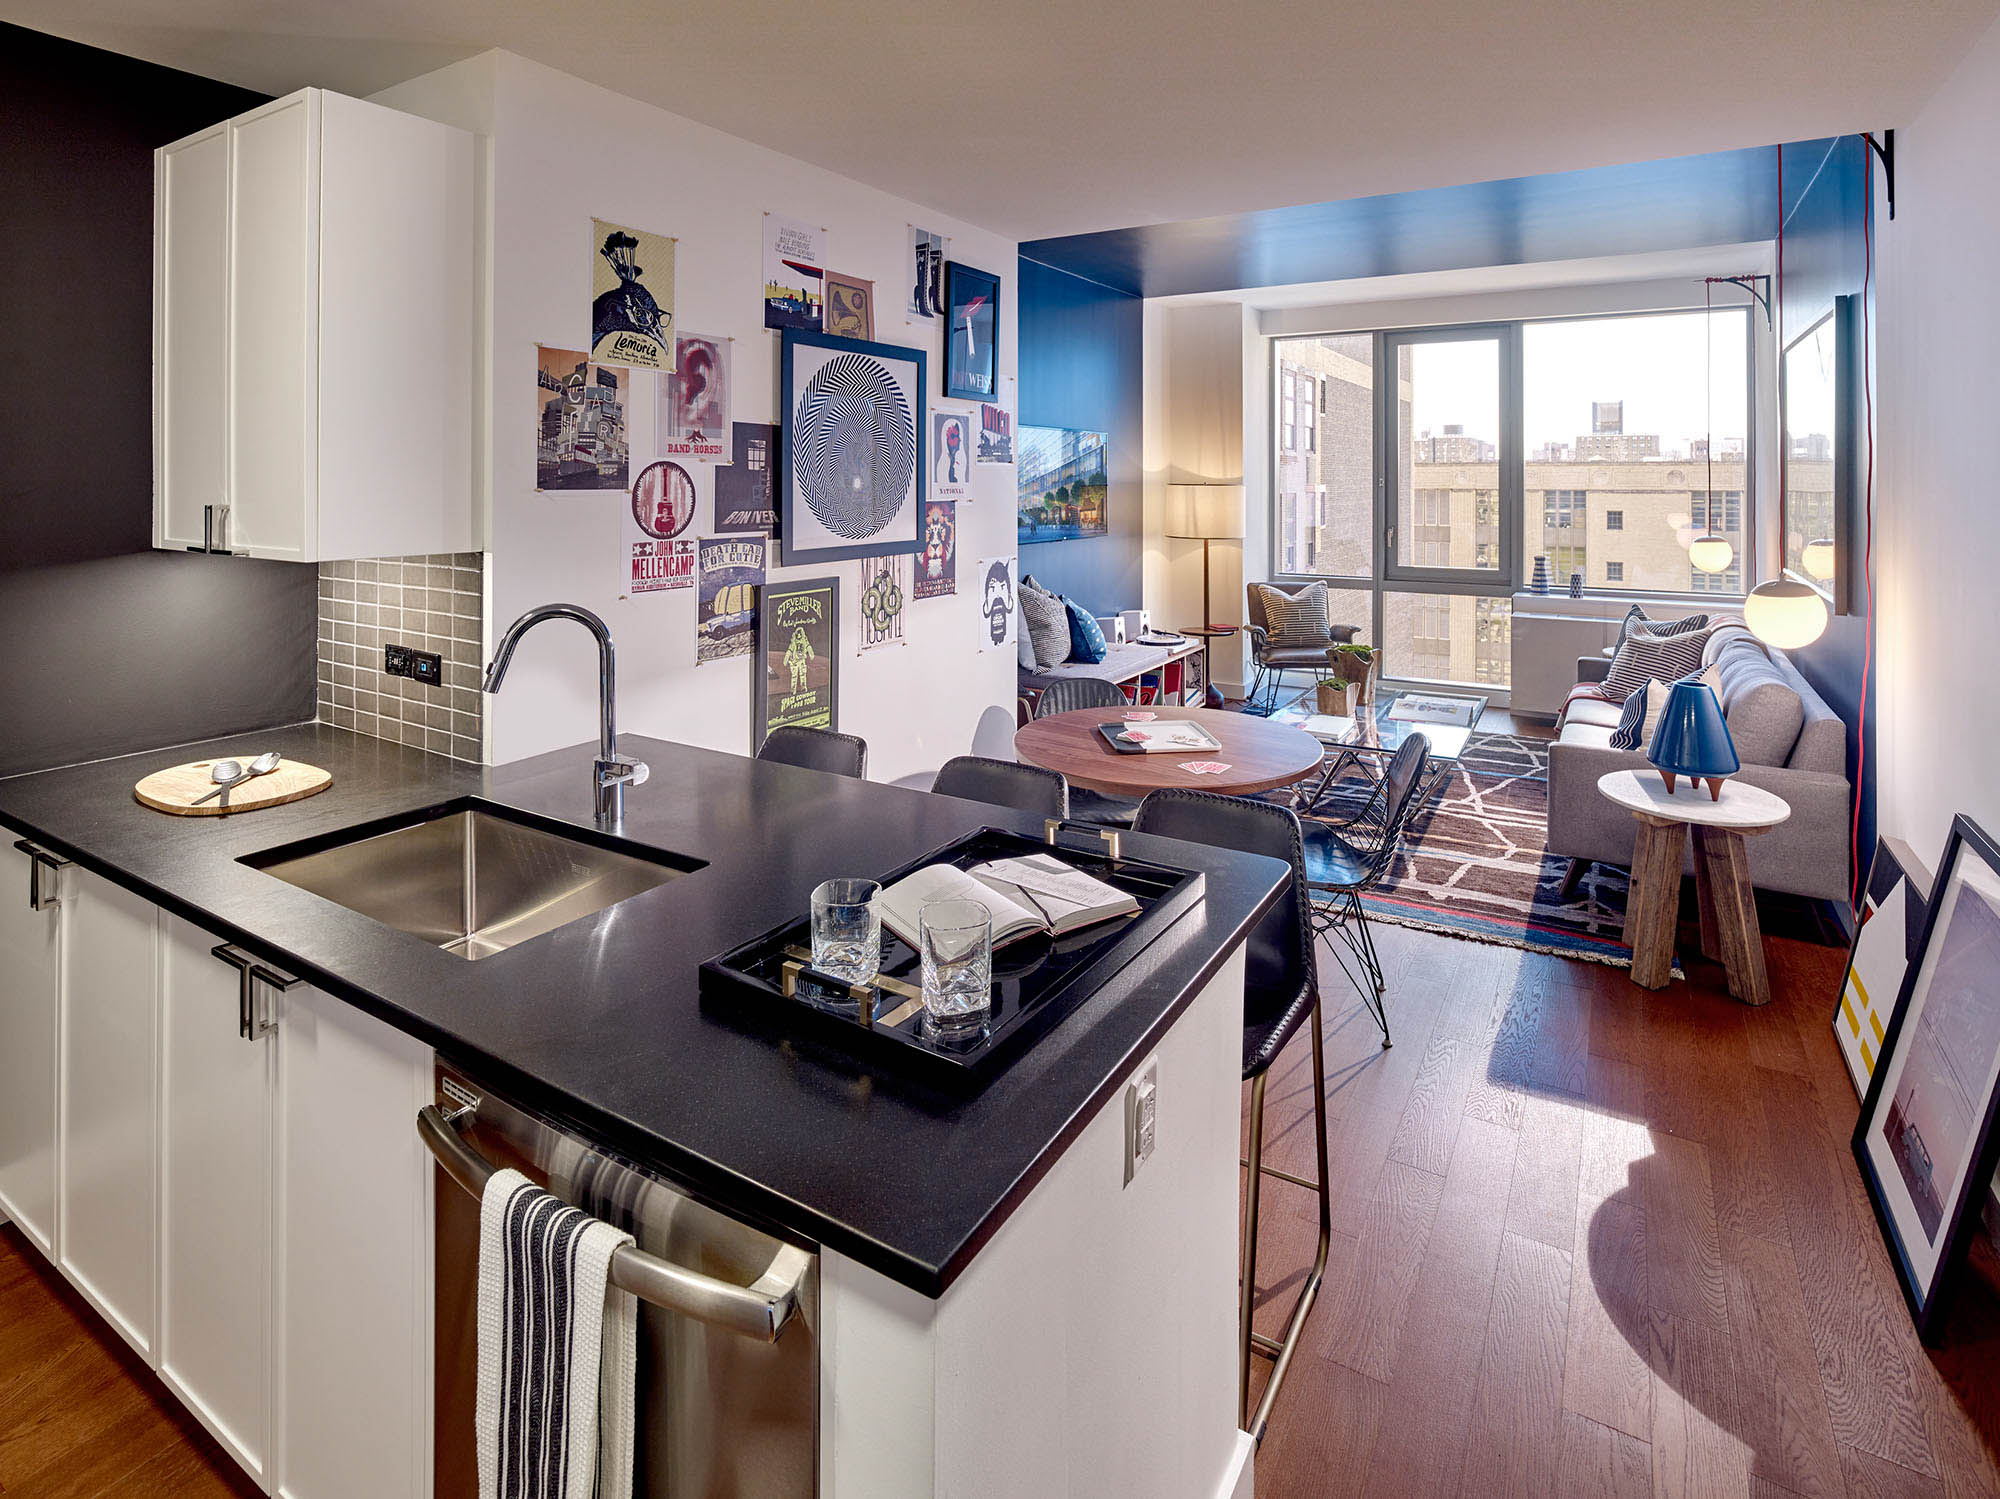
[1548,622,1852,903]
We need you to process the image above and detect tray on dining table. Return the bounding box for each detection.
[697,821,1206,1090]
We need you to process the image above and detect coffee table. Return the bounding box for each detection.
[1596,770,1791,1005]
[1269,688,1488,813]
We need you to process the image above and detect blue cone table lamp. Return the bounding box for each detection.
[1647,678,1739,800]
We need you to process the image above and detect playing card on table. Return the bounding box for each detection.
[1179,760,1231,775]
[1121,710,1157,721]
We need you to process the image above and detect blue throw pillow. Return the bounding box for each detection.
[1062,596,1109,663]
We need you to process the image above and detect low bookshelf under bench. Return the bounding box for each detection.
[1018,636,1211,721]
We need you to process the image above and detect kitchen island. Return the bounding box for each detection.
[0,723,1282,1498]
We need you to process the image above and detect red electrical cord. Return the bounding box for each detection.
[1853,144,1877,918]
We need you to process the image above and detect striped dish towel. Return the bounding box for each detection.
[477,1168,637,1499]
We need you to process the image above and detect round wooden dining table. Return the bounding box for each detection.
[1014,706,1327,799]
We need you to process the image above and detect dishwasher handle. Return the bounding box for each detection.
[418,1104,809,1344]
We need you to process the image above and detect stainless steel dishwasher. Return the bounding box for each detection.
[422,1062,818,1498]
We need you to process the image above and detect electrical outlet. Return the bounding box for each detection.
[410,649,442,687]
[384,644,416,678]
[1123,1061,1158,1186]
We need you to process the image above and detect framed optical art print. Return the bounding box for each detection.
[779,328,925,565]
[942,261,1000,402]
[1853,813,2000,1342]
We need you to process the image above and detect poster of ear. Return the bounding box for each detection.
[624,459,699,593]
[856,554,908,654]
[905,225,949,325]
[590,220,675,371]
[931,409,971,499]
[976,403,1014,465]
[976,556,1017,652]
[780,328,925,564]
[660,333,729,462]
[536,346,629,492]
[758,576,840,743]
[763,213,825,330]
[914,501,956,599]
[714,422,778,534]
[696,536,766,664]
[943,261,1000,401]
[822,272,875,340]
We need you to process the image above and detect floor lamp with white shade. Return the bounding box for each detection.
[1167,482,1245,634]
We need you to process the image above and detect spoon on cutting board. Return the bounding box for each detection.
[188,751,281,808]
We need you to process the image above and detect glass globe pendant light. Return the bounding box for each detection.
[1689,278,1735,574]
[1801,537,1836,581]
[1745,578,1829,649]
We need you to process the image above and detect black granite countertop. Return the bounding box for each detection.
[0,723,1284,1296]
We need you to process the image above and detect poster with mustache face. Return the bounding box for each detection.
[977,556,1017,652]
[661,333,729,461]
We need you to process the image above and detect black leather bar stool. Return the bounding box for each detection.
[1132,788,1330,1447]
[1032,678,1139,826]
[756,726,868,779]
[930,756,1068,820]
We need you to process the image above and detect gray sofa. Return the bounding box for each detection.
[1547,623,1852,902]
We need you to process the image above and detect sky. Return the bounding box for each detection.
[1403,309,1752,455]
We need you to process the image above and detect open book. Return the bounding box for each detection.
[876,854,1140,950]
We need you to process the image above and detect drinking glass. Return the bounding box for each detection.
[919,898,993,1040]
[810,878,881,986]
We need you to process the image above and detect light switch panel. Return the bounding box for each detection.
[1124,1061,1158,1186]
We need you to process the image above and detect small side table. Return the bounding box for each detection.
[1175,626,1235,708]
[1596,771,1792,1005]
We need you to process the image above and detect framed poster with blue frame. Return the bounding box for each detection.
[943,261,1000,401]
[779,328,925,565]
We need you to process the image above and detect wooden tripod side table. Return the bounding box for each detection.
[1596,770,1792,1005]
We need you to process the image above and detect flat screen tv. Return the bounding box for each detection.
[1017,426,1108,544]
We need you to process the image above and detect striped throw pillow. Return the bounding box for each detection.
[1602,625,1712,701]
[1608,664,1723,751]
[1257,582,1332,646]
[1608,685,1650,751]
[1631,612,1709,640]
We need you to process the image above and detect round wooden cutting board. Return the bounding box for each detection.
[134,756,333,816]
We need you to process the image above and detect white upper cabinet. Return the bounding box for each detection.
[155,88,477,563]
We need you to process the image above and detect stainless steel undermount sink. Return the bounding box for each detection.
[243,800,702,959]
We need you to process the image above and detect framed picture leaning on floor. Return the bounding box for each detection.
[1853,813,2000,1342]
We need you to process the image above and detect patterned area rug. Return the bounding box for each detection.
[1294,731,1654,969]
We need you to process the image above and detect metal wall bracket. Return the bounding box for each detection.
[1864,130,1895,221]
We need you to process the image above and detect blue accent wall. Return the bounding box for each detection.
[1015,256,1143,612]
[1779,134,1874,907]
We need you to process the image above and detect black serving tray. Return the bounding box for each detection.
[698,822,1206,1090]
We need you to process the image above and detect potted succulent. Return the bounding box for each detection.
[1326,642,1378,707]
[1314,675,1353,716]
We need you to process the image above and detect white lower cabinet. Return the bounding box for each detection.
[159,917,278,1485]
[59,865,161,1357]
[0,832,435,1499]
[0,840,64,1253]
[272,981,434,1499]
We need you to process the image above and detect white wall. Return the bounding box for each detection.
[1874,13,2000,869]
[376,52,1018,781]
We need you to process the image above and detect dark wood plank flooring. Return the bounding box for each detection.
[1249,917,2000,1498]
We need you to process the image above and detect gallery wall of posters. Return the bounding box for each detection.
[976,556,1017,652]
[763,213,825,330]
[714,422,778,534]
[780,328,925,564]
[697,536,766,664]
[625,458,699,592]
[536,346,630,492]
[823,272,875,340]
[943,261,1000,401]
[905,225,949,325]
[914,501,956,598]
[976,403,1014,465]
[758,575,840,744]
[590,220,676,370]
[857,554,908,653]
[662,333,730,461]
[931,410,971,499]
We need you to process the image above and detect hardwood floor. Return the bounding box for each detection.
[1249,918,2000,1499]
[0,1224,260,1499]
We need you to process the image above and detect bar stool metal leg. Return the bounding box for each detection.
[1241,994,1333,1446]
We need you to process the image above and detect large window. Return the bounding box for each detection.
[1272,305,1756,692]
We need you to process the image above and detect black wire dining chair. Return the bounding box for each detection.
[1300,734,1431,1048]
[1132,788,1329,1449]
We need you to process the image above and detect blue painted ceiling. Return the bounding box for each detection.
[1022,141,1838,300]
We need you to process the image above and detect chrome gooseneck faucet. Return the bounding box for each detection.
[483,603,649,826]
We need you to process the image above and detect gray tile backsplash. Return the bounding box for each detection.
[317,554,484,762]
